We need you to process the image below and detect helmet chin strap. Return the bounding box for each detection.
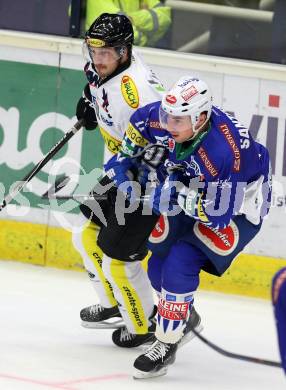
[187,118,209,141]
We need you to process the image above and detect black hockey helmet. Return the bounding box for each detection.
[85,13,134,48]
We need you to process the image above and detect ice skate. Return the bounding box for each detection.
[80,304,123,329]
[133,339,177,379]
[112,306,157,348]
[179,307,203,348]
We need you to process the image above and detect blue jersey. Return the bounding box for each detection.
[116,101,271,229]
[272,268,286,374]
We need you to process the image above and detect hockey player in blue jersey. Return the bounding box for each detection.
[101,75,272,378]
[272,268,286,375]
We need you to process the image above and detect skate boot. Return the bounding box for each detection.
[133,339,178,379]
[112,306,157,348]
[179,307,203,348]
[80,304,123,329]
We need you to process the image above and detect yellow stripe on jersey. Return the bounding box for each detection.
[141,251,152,272]
[126,123,149,147]
[82,222,117,306]
[110,258,148,334]
[197,194,210,223]
[99,126,122,154]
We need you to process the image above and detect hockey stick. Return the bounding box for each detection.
[189,326,282,368]
[41,175,71,199]
[42,193,106,201]
[41,143,169,201]
[0,119,84,212]
[41,193,154,204]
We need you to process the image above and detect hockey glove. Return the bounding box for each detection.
[76,84,98,130]
[105,156,138,203]
[177,187,199,217]
[177,177,210,222]
[137,165,159,188]
[148,173,183,216]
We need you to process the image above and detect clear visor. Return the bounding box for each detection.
[159,105,193,133]
[82,42,124,64]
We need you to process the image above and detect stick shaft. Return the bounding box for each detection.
[0,119,84,211]
[190,327,282,368]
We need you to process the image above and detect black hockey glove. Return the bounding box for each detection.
[76,84,98,130]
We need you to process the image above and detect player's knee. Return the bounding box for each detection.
[101,255,113,279]
[71,228,82,254]
[162,261,200,293]
[72,229,88,259]
[164,274,199,294]
[272,267,286,306]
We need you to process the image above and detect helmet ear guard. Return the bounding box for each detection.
[115,46,127,57]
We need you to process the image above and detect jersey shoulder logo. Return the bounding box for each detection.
[126,123,148,147]
[197,146,218,177]
[99,126,122,154]
[121,75,139,109]
[219,123,241,172]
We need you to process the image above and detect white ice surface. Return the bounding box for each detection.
[0,260,284,390]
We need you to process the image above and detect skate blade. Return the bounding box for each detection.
[81,318,124,329]
[178,323,204,349]
[133,366,168,379]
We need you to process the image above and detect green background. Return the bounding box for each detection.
[0,60,104,211]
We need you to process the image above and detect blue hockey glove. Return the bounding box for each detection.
[148,174,182,216]
[104,156,138,202]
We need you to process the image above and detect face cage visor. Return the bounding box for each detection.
[159,105,194,134]
[82,41,125,65]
